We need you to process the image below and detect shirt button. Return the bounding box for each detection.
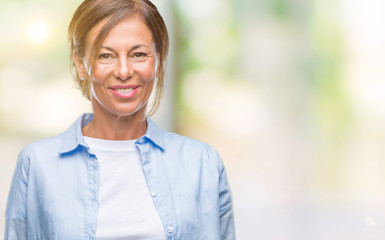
[138,138,145,144]
[151,192,157,197]
[167,226,173,233]
[142,152,149,157]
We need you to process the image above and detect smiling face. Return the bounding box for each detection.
[76,14,158,121]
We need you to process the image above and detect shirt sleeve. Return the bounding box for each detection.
[217,153,236,240]
[4,149,30,240]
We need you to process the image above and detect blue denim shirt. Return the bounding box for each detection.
[5,113,236,240]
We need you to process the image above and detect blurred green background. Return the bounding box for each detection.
[1,0,385,239]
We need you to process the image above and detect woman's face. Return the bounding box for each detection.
[80,15,158,120]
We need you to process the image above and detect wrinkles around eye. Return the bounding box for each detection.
[130,52,152,62]
[98,53,113,60]
[96,52,152,63]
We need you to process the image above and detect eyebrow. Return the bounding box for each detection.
[100,44,149,52]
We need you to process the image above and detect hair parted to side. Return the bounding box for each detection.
[68,0,169,116]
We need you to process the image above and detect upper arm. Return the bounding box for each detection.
[4,148,31,240]
[213,149,236,240]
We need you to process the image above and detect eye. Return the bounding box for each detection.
[98,53,112,59]
[131,52,148,61]
[134,52,146,57]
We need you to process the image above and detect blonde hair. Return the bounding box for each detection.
[68,0,169,116]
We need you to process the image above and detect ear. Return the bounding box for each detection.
[156,67,160,78]
[155,55,160,78]
[73,50,86,79]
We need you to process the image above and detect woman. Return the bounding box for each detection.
[5,0,235,239]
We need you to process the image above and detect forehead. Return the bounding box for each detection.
[87,14,153,49]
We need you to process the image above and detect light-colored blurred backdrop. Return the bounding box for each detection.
[1,0,385,239]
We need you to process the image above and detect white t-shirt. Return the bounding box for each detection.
[84,137,166,240]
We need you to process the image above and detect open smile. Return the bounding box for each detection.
[110,85,139,98]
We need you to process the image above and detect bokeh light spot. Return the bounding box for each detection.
[27,20,50,44]
[364,216,376,227]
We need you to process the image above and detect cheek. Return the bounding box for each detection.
[137,60,156,81]
[93,64,112,83]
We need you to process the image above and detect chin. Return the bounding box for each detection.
[112,106,146,118]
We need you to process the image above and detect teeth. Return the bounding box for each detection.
[115,88,133,93]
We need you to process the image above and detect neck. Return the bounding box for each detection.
[82,104,148,141]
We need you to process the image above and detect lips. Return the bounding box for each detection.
[110,85,138,98]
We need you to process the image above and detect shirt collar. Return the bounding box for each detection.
[58,113,165,154]
[58,113,93,154]
[140,117,165,151]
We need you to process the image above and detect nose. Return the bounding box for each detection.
[114,58,133,81]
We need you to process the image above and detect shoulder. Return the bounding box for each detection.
[21,133,66,155]
[16,131,71,167]
[18,114,86,157]
[159,129,224,169]
[163,130,215,152]
[147,118,221,161]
